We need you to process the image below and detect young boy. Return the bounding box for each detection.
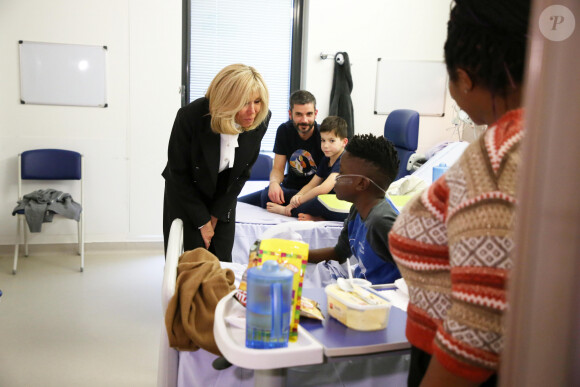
[266,116,349,221]
[308,134,401,285]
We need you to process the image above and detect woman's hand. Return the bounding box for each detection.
[199,220,215,249]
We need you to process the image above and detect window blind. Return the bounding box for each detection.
[189,0,293,152]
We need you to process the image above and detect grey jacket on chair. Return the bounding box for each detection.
[12,189,82,232]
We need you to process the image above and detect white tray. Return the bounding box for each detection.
[213,290,324,370]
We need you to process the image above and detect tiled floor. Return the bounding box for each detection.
[0,244,165,387]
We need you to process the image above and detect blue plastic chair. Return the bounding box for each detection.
[249,153,273,181]
[384,109,420,181]
[13,149,84,274]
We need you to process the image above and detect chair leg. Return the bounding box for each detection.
[78,219,81,255]
[23,221,29,257]
[78,217,84,272]
[13,216,21,275]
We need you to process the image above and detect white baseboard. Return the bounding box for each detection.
[0,241,163,255]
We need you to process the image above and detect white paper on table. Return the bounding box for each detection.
[376,278,409,311]
[377,290,409,312]
[394,278,408,296]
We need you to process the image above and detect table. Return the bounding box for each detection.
[214,288,410,387]
[300,287,410,357]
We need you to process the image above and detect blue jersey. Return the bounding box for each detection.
[335,198,400,284]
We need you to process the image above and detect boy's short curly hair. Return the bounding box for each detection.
[345,134,399,187]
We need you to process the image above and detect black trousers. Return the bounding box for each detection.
[163,183,236,262]
[408,346,497,387]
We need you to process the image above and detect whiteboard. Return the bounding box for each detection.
[374,59,447,116]
[19,41,108,107]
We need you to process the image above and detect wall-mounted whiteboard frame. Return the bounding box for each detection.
[19,40,108,108]
[374,59,447,116]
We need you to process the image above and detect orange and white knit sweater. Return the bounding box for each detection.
[389,109,523,382]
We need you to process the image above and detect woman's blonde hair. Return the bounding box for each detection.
[205,64,269,134]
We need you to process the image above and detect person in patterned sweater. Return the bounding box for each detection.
[388,1,531,386]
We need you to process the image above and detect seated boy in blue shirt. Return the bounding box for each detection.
[266,116,349,222]
[307,134,401,285]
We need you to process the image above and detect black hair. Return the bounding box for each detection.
[290,90,316,110]
[320,116,348,139]
[444,0,531,95]
[345,134,399,187]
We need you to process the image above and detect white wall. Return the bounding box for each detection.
[0,0,457,246]
[303,0,458,153]
[0,0,181,245]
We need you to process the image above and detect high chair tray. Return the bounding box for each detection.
[213,290,324,370]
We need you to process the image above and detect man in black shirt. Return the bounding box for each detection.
[239,90,324,208]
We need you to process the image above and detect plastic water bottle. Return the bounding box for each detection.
[245,260,294,349]
[432,163,448,182]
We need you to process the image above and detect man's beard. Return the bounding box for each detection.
[293,121,314,134]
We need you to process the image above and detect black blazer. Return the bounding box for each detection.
[162,97,271,227]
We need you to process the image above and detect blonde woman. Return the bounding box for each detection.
[162,64,270,262]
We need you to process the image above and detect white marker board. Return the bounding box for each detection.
[19,41,107,107]
[374,59,447,116]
